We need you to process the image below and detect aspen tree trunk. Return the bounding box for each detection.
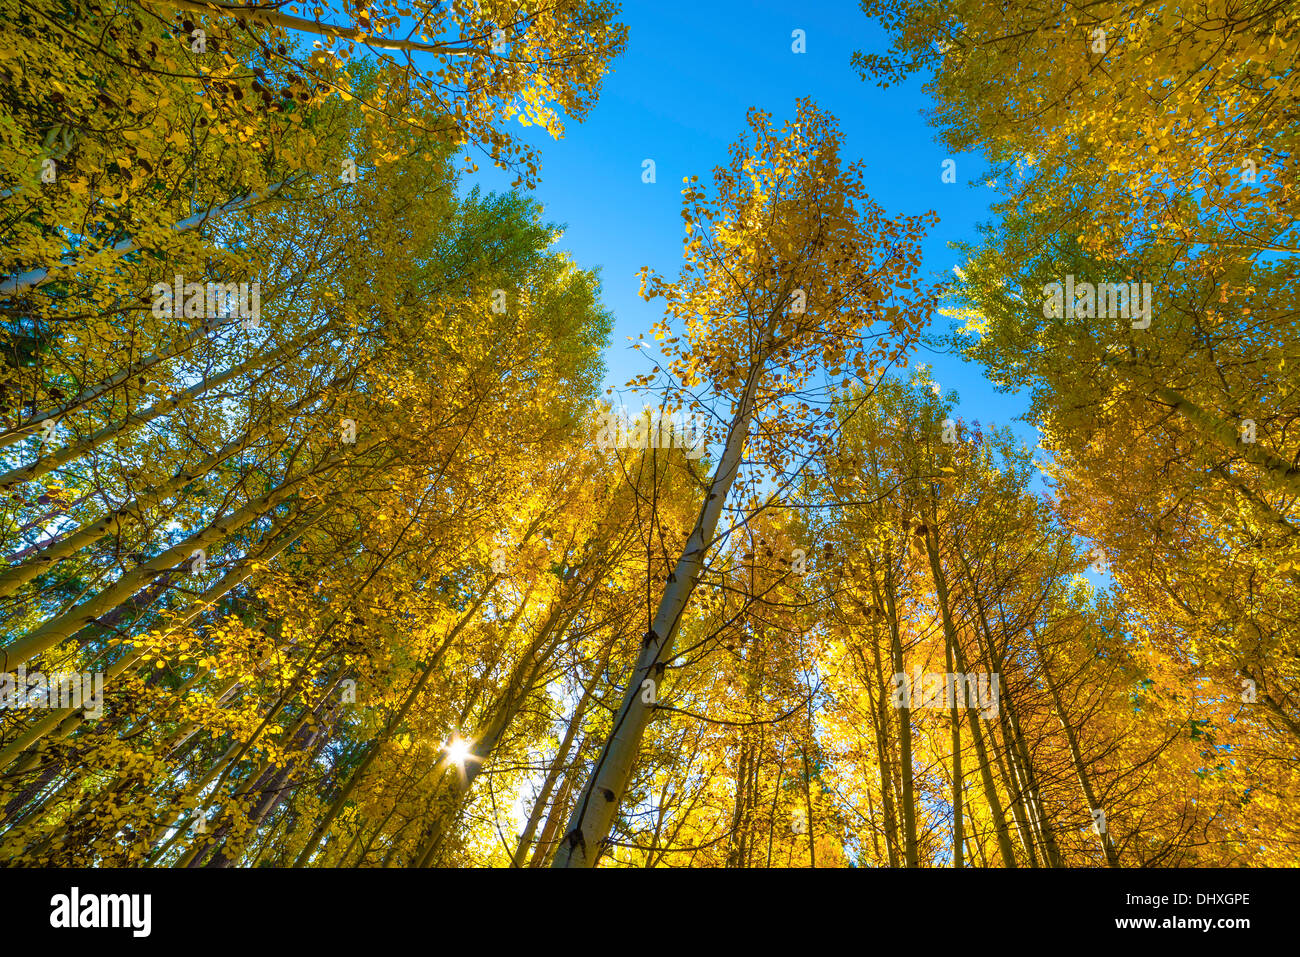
[154,628,315,806]
[0,506,326,772]
[551,334,771,867]
[0,645,140,775]
[966,792,988,867]
[1005,701,1063,866]
[998,713,1060,866]
[800,743,816,867]
[511,648,606,867]
[529,774,574,867]
[865,637,902,867]
[513,725,591,867]
[249,813,292,866]
[16,719,214,862]
[745,739,761,867]
[862,774,884,864]
[991,725,1040,866]
[1,762,60,823]
[0,315,245,450]
[729,727,765,869]
[162,660,274,759]
[0,433,382,669]
[410,576,595,867]
[850,630,901,867]
[988,732,1039,865]
[950,550,1039,865]
[145,740,246,861]
[737,742,754,868]
[1254,681,1300,742]
[193,674,347,865]
[949,618,1018,867]
[1210,463,1298,533]
[959,574,1063,866]
[0,373,353,603]
[290,578,499,866]
[350,798,401,867]
[0,178,296,296]
[0,321,328,487]
[207,709,338,867]
[432,573,546,741]
[963,700,1017,865]
[0,646,146,776]
[988,679,1044,859]
[181,696,333,867]
[5,491,94,560]
[744,729,762,868]
[410,636,566,867]
[194,741,313,867]
[1111,358,1300,497]
[944,630,963,868]
[872,554,919,867]
[1032,627,1120,867]
[378,818,417,867]
[758,750,779,867]
[923,526,963,867]
[726,739,752,868]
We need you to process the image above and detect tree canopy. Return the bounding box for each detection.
[0,0,1294,871]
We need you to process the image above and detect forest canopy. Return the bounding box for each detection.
[0,0,1295,869]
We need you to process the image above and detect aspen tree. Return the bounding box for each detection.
[553,101,934,866]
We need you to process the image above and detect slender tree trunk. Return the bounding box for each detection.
[1115,362,1300,496]
[0,505,325,773]
[873,555,919,867]
[1033,629,1120,867]
[961,573,1062,866]
[799,744,816,867]
[1,433,381,670]
[206,709,337,867]
[860,632,901,867]
[0,316,243,450]
[529,774,574,867]
[0,367,353,602]
[410,578,593,867]
[0,321,329,487]
[924,524,964,867]
[510,658,604,867]
[950,623,1017,867]
[551,333,771,867]
[990,729,1039,866]
[764,751,783,868]
[290,576,500,866]
[726,739,752,867]
[0,178,295,297]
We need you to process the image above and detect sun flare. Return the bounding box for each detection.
[444,735,473,768]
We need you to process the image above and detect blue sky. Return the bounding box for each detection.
[466,0,1036,446]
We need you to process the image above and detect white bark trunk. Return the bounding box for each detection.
[551,361,765,867]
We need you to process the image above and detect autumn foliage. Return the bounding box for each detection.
[0,0,1294,868]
